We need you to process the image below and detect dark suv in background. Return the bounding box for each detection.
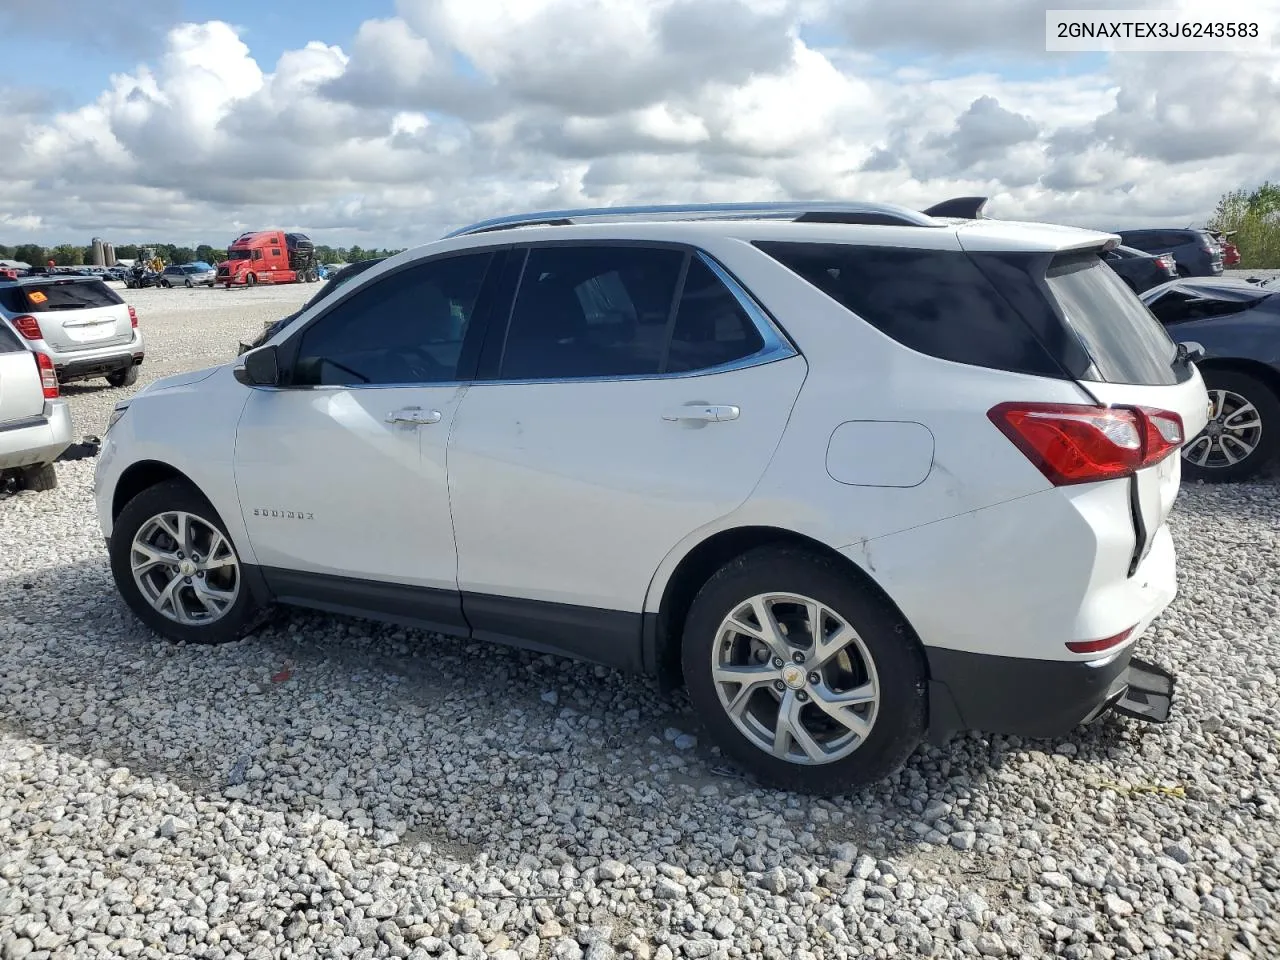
[1117,228,1224,277]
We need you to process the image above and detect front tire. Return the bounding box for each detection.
[1182,369,1280,482]
[245,273,257,287]
[109,480,259,645]
[185,279,193,288]
[681,546,926,794]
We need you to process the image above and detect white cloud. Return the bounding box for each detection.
[2,1,1279,247]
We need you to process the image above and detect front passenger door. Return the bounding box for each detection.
[233,251,497,633]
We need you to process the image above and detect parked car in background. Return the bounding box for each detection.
[100,200,1205,793]
[1101,244,1177,293]
[1140,276,1280,482]
[1207,230,1241,267]
[1117,228,1223,277]
[0,320,72,491]
[161,263,217,288]
[0,276,145,388]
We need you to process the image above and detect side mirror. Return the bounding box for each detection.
[234,345,281,386]
[1179,341,1205,363]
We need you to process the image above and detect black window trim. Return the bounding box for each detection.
[265,246,509,391]
[472,238,798,386]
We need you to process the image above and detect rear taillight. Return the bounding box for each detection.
[34,352,58,399]
[129,306,138,328]
[988,402,1184,486]
[13,314,42,340]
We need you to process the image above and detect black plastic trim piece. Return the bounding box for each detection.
[921,196,989,219]
[462,593,644,673]
[793,211,943,227]
[0,413,48,434]
[925,645,1134,742]
[262,567,469,637]
[1126,474,1149,578]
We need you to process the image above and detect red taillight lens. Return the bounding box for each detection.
[13,314,42,340]
[34,352,58,399]
[1137,406,1184,467]
[128,306,138,328]
[1066,626,1134,655]
[988,402,1184,486]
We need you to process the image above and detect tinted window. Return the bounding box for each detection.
[292,253,492,387]
[0,321,23,353]
[666,257,764,372]
[499,246,683,379]
[1044,253,1178,385]
[2,280,123,313]
[755,241,1062,377]
[253,250,262,261]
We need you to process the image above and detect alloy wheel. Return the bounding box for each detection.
[711,592,880,765]
[130,511,240,625]
[1183,389,1263,470]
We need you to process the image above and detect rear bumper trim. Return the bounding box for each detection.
[925,644,1174,742]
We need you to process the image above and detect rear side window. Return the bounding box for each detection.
[667,257,764,373]
[4,280,124,313]
[499,246,684,379]
[1043,254,1179,385]
[754,242,1063,377]
[0,322,23,353]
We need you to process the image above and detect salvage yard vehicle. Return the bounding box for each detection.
[0,321,72,491]
[1117,227,1224,277]
[216,230,319,287]
[1101,244,1177,294]
[96,199,1207,793]
[0,276,144,387]
[1140,276,1280,482]
[161,262,217,288]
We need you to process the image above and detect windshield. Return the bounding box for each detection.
[1045,253,1180,386]
[228,249,251,260]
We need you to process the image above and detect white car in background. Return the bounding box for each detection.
[95,199,1207,793]
[0,275,145,388]
[0,321,73,491]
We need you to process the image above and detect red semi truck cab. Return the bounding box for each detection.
[217,231,318,287]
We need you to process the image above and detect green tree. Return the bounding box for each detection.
[1211,181,1280,269]
[12,244,43,266]
[0,244,11,259]
[114,244,139,261]
[170,246,196,265]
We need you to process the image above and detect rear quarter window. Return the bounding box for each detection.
[753,241,1064,377]
[14,280,124,312]
[0,321,23,352]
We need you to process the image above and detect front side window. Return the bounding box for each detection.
[291,252,492,387]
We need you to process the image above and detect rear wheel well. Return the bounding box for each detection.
[652,526,923,689]
[112,461,195,521]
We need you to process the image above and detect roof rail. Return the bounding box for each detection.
[443,201,946,238]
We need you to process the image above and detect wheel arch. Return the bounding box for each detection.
[1194,356,1280,398]
[642,524,926,691]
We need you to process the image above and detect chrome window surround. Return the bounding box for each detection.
[245,248,798,392]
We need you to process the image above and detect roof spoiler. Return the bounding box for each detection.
[921,196,989,220]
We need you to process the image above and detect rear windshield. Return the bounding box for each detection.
[1044,254,1179,385]
[0,279,124,313]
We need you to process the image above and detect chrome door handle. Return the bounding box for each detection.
[662,404,740,423]
[385,407,442,425]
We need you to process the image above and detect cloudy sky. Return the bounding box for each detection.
[2,0,1278,248]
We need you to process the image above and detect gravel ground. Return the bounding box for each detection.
[1,276,1279,960]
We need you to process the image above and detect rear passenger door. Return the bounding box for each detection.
[446,242,808,667]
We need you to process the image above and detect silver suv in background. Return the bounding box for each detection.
[161,263,217,288]
[0,276,145,387]
[0,321,72,491]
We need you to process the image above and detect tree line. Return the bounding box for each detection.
[0,242,407,267]
[1211,182,1280,269]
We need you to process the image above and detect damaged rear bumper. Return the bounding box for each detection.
[925,645,1175,743]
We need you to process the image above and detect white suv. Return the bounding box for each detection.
[94,200,1209,793]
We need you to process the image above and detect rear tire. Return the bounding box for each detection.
[106,365,139,388]
[17,462,57,492]
[1182,369,1280,483]
[109,480,259,645]
[681,546,926,795]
